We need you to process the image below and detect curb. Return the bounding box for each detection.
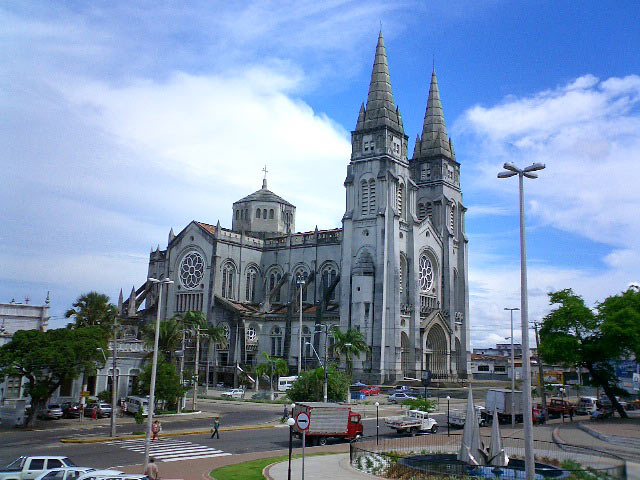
[60,424,277,444]
[577,421,611,442]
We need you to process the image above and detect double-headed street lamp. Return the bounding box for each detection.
[505,307,519,430]
[144,277,174,471]
[498,161,545,480]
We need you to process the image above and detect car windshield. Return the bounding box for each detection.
[63,458,77,467]
[5,457,26,471]
[99,404,110,408]
[49,405,61,409]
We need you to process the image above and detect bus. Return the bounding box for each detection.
[125,396,149,416]
[277,376,298,392]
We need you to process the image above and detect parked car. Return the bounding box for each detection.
[60,402,83,419]
[0,457,76,480]
[84,403,112,418]
[547,398,576,418]
[576,396,598,415]
[75,470,123,480]
[221,388,245,399]
[251,392,271,400]
[388,392,417,404]
[38,404,63,420]
[359,386,381,396]
[35,468,95,480]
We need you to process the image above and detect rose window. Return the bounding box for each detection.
[246,326,257,342]
[418,254,434,292]
[180,252,204,289]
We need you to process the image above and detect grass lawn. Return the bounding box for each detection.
[210,452,337,480]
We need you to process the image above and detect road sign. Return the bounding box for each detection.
[80,391,91,397]
[296,411,310,431]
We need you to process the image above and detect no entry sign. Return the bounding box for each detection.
[296,411,310,431]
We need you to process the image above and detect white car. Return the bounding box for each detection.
[75,470,123,480]
[35,468,95,480]
[221,388,245,399]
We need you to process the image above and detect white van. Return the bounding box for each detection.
[125,396,149,416]
[576,396,598,415]
[277,376,298,392]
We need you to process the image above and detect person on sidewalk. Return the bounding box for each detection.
[144,457,159,480]
[91,405,97,420]
[210,417,220,439]
[282,404,289,421]
[152,419,162,441]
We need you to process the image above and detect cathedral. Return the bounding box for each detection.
[129,33,470,385]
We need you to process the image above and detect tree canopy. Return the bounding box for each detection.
[137,356,186,410]
[0,327,107,426]
[286,365,349,402]
[65,291,118,332]
[331,327,369,378]
[538,288,633,418]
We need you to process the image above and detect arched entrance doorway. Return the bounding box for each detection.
[424,324,448,379]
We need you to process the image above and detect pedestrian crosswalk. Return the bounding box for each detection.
[105,438,232,462]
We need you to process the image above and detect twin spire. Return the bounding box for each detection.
[356,31,403,133]
[356,32,454,161]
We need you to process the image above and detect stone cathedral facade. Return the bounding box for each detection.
[130,33,470,385]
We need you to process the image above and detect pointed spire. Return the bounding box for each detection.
[45,291,50,305]
[415,70,454,160]
[358,31,403,133]
[127,286,137,317]
[355,103,366,130]
[168,227,175,244]
[118,289,124,314]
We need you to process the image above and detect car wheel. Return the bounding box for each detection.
[319,437,327,446]
[431,425,438,434]
[410,427,418,436]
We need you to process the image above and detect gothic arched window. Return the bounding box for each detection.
[399,255,408,300]
[180,251,205,290]
[245,266,258,303]
[270,326,283,357]
[322,266,338,301]
[269,271,282,303]
[269,209,274,219]
[397,182,404,218]
[263,208,267,218]
[449,202,456,233]
[418,254,434,293]
[361,180,369,215]
[221,262,236,299]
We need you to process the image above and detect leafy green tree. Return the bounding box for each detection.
[331,327,369,378]
[539,289,628,418]
[0,327,107,427]
[65,291,118,332]
[138,357,186,410]
[143,316,184,361]
[256,352,289,400]
[403,398,438,412]
[598,287,640,360]
[287,365,349,402]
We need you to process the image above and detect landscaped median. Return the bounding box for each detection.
[60,424,278,443]
[210,452,337,480]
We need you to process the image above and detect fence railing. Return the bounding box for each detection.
[350,433,626,478]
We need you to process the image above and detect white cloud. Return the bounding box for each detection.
[457,74,640,347]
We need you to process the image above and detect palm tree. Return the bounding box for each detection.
[143,316,183,361]
[256,352,289,400]
[65,291,118,332]
[331,327,369,379]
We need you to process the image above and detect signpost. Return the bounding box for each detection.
[296,412,310,480]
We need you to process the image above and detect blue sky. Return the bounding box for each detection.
[2,1,640,347]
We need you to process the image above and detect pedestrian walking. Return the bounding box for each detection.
[282,404,289,421]
[152,419,162,441]
[144,457,159,480]
[91,405,97,420]
[210,417,220,439]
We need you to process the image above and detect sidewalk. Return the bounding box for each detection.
[265,453,378,480]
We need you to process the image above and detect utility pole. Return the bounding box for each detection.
[505,307,519,429]
[110,319,118,437]
[193,326,200,411]
[533,321,548,420]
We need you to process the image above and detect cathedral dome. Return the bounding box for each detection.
[232,177,296,235]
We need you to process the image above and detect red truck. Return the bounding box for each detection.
[292,402,363,446]
[547,398,577,419]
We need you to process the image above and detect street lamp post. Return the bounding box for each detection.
[505,307,519,430]
[446,396,451,436]
[314,324,330,403]
[297,275,305,376]
[144,277,174,471]
[375,401,379,444]
[498,161,545,480]
[287,416,295,480]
